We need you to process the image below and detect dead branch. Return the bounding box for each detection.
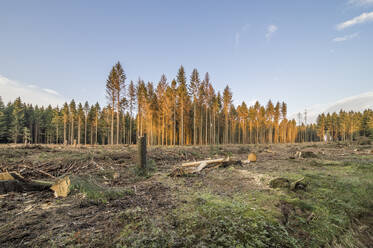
[20,164,56,179]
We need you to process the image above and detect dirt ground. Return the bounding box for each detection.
[0,143,372,247]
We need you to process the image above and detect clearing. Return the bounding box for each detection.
[0,143,372,247]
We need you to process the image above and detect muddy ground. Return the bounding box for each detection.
[0,143,372,247]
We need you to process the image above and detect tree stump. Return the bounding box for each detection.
[137,134,147,173]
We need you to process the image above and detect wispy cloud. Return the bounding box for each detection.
[266,24,278,41]
[0,75,65,106]
[336,11,373,30]
[348,0,373,6]
[235,24,250,46]
[332,32,359,42]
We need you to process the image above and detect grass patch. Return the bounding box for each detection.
[116,193,299,248]
[279,161,373,247]
[70,177,132,204]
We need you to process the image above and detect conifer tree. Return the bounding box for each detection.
[62,103,69,145]
[106,66,117,145]
[223,86,232,144]
[11,97,24,144]
[128,80,136,144]
[189,69,200,145]
[69,100,76,144]
[177,65,188,145]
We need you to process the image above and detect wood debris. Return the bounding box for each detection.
[169,157,243,177]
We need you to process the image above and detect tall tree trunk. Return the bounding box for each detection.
[71,117,74,145]
[56,123,59,144]
[205,105,208,145]
[78,118,81,145]
[116,109,120,145]
[173,105,176,146]
[84,116,87,145]
[181,102,184,146]
[95,116,98,145]
[129,113,133,144]
[193,103,196,145]
[200,108,203,145]
[111,109,114,145]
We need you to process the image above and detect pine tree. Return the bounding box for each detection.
[128,80,136,144]
[11,97,24,143]
[114,62,126,145]
[77,103,84,145]
[84,101,90,145]
[69,100,76,144]
[52,106,61,144]
[177,65,188,145]
[0,97,6,142]
[106,66,117,145]
[223,86,232,144]
[62,103,69,145]
[189,69,200,145]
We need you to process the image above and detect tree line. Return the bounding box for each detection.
[314,110,373,142]
[1,62,370,145]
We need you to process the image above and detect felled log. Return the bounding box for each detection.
[169,157,242,177]
[0,172,71,197]
[181,158,225,167]
[0,172,52,194]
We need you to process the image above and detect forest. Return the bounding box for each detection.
[0,62,372,146]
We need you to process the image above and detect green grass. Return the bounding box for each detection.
[70,176,132,204]
[278,160,373,247]
[116,192,299,248]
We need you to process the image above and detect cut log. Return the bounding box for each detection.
[181,158,225,167]
[0,172,52,194]
[0,172,15,181]
[248,153,257,162]
[50,176,71,198]
[169,157,242,177]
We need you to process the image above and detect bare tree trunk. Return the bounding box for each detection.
[95,117,98,145]
[137,134,147,173]
[180,102,184,146]
[173,105,176,146]
[116,110,120,145]
[111,109,114,145]
[193,103,196,145]
[63,120,67,145]
[199,108,203,145]
[205,105,208,145]
[78,118,81,145]
[84,116,87,145]
[56,123,59,144]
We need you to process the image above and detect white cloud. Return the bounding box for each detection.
[336,11,373,30]
[43,88,59,95]
[0,74,65,106]
[290,91,373,123]
[266,24,278,40]
[349,0,373,6]
[235,24,250,46]
[332,32,359,42]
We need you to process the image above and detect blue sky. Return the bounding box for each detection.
[0,0,372,115]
